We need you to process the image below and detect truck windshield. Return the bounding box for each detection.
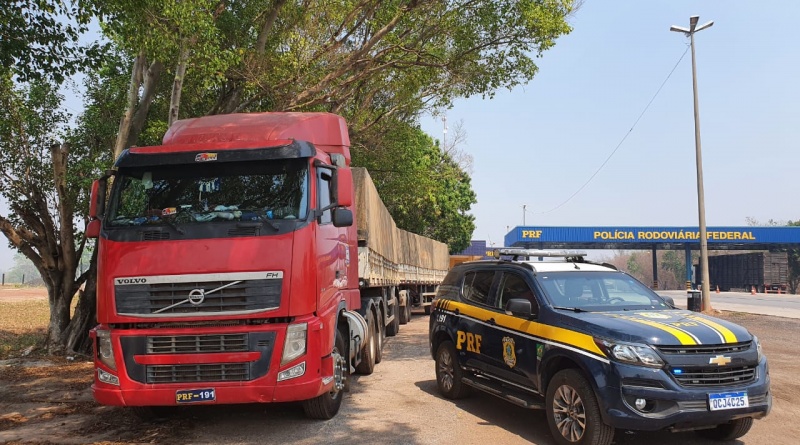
[107,158,308,227]
[537,271,672,312]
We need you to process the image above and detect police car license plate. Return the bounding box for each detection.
[176,388,216,404]
[708,391,748,411]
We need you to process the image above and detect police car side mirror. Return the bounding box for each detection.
[505,299,533,318]
[659,295,676,309]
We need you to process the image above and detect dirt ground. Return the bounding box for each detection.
[1,287,799,444]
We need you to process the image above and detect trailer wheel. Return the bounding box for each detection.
[355,311,376,375]
[303,329,347,419]
[374,308,384,364]
[399,291,409,325]
[386,295,400,337]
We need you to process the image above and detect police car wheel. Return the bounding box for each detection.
[435,341,470,399]
[694,417,753,441]
[546,369,613,445]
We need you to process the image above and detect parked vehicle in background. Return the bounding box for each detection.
[430,248,771,445]
[696,252,788,293]
[86,112,448,420]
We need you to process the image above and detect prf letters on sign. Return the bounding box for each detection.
[521,230,543,239]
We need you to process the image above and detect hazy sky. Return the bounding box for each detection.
[1,1,798,272]
[420,0,799,249]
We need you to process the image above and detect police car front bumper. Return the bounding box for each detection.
[593,358,771,431]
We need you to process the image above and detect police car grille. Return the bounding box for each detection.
[672,365,756,387]
[115,279,281,315]
[146,363,249,383]
[656,341,751,355]
[147,334,248,354]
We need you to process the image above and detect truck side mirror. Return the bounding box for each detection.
[334,168,353,208]
[89,179,107,219]
[332,208,353,227]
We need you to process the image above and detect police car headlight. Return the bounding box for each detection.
[753,335,763,362]
[595,338,664,368]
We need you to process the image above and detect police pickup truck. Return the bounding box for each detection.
[429,249,770,445]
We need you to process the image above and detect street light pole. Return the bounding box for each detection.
[522,205,527,226]
[671,16,714,311]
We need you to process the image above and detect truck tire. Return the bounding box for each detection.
[695,418,753,441]
[399,290,409,325]
[435,341,471,399]
[355,311,376,375]
[545,369,614,445]
[374,308,384,364]
[386,295,400,337]
[303,329,347,419]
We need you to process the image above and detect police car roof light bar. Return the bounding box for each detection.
[492,248,588,260]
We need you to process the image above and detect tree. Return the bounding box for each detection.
[0,73,106,352]
[0,1,103,83]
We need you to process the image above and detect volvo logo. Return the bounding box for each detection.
[188,289,206,305]
[116,277,147,284]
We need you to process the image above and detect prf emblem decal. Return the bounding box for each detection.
[503,336,517,368]
[709,355,732,366]
[638,312,671,319]
[195,152,218,162]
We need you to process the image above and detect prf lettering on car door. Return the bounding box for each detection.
[456,330,482,353]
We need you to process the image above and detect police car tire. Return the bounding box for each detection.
[694,417,753,441]
[303,330,346,419]
[435,341,471,399]
[355,311,376,375]
[545,369,613,445]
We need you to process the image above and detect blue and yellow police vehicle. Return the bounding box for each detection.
[429,249,770,445]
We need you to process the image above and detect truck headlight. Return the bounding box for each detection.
[96,329,117,370]
[281,323,308,366]
[595,338,664,368]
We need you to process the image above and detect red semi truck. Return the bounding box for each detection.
[86,112,449,419]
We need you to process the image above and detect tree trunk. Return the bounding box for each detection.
[168,45,190,127]
[113,53,144,160]
[64,249,98,354]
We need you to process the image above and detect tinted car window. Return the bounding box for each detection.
[462,271,494,305]
[537,271,670,311]
[497,272,538,316]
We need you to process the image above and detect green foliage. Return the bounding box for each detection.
[353,120,476,254]
[1,1,103,83]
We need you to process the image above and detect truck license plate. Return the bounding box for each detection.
[708,391,748,411]
[176,388,216,404]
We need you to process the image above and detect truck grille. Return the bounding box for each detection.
[672,365,756,387]
[146,363,249,383]
[147,334,248,353]
[120,331,276,384]
[115,275,282,316]
[657,341,751,355]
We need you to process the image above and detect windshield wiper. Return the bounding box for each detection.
[161,218,184,235]
[254,213,280,232]
[552,306,588,313]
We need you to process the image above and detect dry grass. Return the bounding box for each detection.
[0,296,50,360]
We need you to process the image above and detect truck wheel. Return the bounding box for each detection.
[355,311,376,375]
[695,418,753,441]
[303,329,347,419]
[546,369,614,445]
[386,296,400,337]
[435,341,470,399]
[374,308,384,364]
[399,291,409,325]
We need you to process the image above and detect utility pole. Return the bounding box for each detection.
[522,205,527,226]
[671,15,714,311]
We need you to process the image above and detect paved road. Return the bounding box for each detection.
[659,290,800,319]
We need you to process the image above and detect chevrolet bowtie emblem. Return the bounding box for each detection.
[709,355,732,366]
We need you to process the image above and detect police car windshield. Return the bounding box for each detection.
[537,271,671,312]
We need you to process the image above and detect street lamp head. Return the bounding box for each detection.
[670,25,690,34]
[690,15,699,31]
[695,21,714,32]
